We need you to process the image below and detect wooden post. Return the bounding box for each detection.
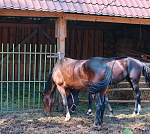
[55,17,67,58]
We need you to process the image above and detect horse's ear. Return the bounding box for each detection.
[40,92,44,96]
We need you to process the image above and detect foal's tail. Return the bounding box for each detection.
[142,62,150,83]
[85,65,112,94]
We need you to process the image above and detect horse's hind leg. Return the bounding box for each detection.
[106,94,113,117]
[133,86,141,116]
[127,76,141,116]
[99,93,106,125]
[93,93,101,130]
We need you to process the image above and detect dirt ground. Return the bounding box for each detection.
[0,103,150,134]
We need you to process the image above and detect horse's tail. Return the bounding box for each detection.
[85,65,112,94]
[44,69,56,94]
[142,62,150,83]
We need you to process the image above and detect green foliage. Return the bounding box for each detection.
[115,129,133,134]
[122,129,133,134]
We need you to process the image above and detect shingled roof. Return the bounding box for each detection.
[0,0,150,18]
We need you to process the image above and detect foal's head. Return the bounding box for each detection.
[40,91,54,115]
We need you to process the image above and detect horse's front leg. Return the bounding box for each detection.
[57,86,70,121]
[86,93,93,116]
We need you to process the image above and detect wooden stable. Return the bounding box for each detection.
[1,8,150,111]
[1,9,150,58]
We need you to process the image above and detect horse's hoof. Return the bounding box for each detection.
[109,113,114,117]
[132,112,137,117]
[92,123,101,131]
[85,109,92,116]
[85,113,89,116]
[64,116,70,121]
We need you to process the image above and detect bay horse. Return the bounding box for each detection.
[40,57,112,129]
[85,56,150,116]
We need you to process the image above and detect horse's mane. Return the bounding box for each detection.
[44,69,54,94]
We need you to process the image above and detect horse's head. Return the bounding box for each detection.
[40,91,54,115]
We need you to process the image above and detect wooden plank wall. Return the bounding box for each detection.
[0,22,104,80]
[0,24,56,81]
[66,22,104,59]
[66,29,103,59]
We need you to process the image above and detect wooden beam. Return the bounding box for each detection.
[63,13,150,25]
[1,9,150,25]
[55,17,67,58]
[79,99,150,103]
[0,9,63,17]
[43,30,56,45]
[0,23,54,28]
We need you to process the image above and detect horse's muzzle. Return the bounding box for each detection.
[44,111,50,115]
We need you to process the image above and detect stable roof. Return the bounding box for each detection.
[0,0,150,18]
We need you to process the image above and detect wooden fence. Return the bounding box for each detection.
[80,78,150,103]
[0,43,59,112]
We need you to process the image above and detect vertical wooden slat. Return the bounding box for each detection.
[18,44,20,111]
[3,27,8,80]
[9,28,14,80]
[99,30,104,57]
[33,44,37,109]
[12,44,15,111]
[85,30,88,59]
[44,44,47,89]
[3,27,8,47]
[70,30,75,58]
[23,44,26,110]
[16,27,19,46]
[77,30,81,59]
[49,45,52,74]
[7,43,9,111]
[1,43,3,111]
[38,44,42,109]
[54,45,56,65]
[33,28,37,46]
[28,44,32,110]
[82,30,86,59]
[95,30,99,57]
[89,30,94,58]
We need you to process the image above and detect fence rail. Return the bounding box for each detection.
[0,43,59,112]
[79,75,150,103]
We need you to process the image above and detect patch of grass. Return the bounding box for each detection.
[122,129,133,134]
[115,129,133,134]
